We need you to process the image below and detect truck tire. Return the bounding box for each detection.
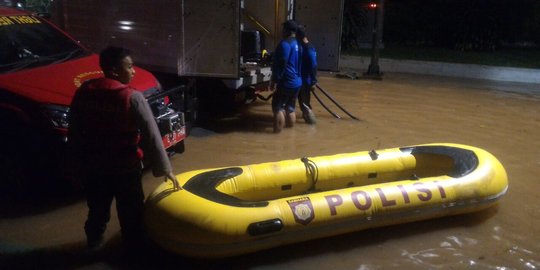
[172,140,185,154]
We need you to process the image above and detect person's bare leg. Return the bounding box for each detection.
[285,111,296,128]
[274,111,285,133]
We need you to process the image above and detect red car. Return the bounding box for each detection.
[0,6,186,198]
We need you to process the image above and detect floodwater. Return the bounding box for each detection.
[1,73,539,269]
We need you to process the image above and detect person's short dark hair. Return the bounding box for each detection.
[282,20,298,33]
[296,25,306,40]
[99,46,132,71]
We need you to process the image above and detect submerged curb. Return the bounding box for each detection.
[340,55,540,84]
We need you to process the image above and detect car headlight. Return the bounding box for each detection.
[41,104,70,129]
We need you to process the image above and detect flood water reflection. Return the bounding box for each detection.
[1,73,539,269]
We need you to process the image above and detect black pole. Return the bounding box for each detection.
[365,0,384,79]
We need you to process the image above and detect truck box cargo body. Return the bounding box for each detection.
[56,0,344,89]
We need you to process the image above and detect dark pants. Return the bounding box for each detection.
[272,86,300,113]
[298,84,313,113]
[83,169,145,246]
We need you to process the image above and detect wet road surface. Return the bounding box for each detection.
[1,72,539,269]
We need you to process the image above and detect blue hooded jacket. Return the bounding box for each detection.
[300,42,318,86]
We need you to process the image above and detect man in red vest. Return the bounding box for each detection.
[68,46,178,250]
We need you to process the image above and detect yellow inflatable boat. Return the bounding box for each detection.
[144,143,508,258]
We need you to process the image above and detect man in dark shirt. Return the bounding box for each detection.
[68,46,178,250]
[296,25,318,124]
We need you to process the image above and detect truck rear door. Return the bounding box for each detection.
[181,0,240,78]
[295,0,344,71]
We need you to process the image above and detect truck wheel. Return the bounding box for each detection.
[173,140,185,154]
[185,97,199,136]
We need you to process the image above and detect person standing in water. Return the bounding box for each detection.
[68,46,178,251]
[269,20,302,133]
[296,25,318,124]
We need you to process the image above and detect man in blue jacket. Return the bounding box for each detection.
[270,20,302,133]
[296,25,318,124]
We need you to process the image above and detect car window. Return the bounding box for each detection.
[0,15,88,73]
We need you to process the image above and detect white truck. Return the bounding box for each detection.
[54,0,344,123]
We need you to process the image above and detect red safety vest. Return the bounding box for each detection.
[75,78,143,171]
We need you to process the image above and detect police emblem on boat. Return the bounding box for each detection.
[288,197,315,225]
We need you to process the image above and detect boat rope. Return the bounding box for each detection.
[301,157,319,191]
